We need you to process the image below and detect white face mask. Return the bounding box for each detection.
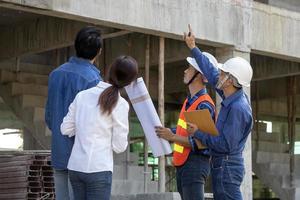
[216,74,229,90]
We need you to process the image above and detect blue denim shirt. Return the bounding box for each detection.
[171,88,215,156]
[45,56,102,169]
[191,47,253,157]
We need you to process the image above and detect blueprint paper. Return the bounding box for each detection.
[125,77,172,157]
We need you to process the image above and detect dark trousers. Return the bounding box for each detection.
[211,155,245,200]
[69,170,112,200]
[176,154,210,200]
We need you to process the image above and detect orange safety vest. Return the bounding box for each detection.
[173,94,215,166]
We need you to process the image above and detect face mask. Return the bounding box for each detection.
[216,74,229,90]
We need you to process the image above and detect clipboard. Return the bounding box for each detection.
[183,109,218,149]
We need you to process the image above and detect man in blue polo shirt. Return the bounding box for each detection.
[184,25,253,200]
[45,26,102,200]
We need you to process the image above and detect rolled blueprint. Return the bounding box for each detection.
[125,77,172,157]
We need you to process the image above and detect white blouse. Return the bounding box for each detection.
[61,81,129,173]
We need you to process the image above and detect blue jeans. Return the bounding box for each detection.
[211,155,245,200]
[69,170,112,200]
[176,153,210,200]
[53,169,74,200]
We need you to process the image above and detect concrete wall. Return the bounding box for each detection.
[251,2,300,61]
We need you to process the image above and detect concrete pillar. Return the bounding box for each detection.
[216,47,252,200]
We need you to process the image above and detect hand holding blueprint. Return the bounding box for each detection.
[125,77,172,157]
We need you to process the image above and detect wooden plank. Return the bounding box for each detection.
[0,165,27,173]
[0,176,28,184]
[0,160,32,168]
[0,171,27,178]
[0,187,27,194]
[0,193,27,199]
[143,34,150,193]
[0,182,28,189]
[158,36,165,192]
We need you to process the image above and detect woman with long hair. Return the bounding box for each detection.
[60,55,138,200]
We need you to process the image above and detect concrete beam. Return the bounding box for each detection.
[1,0,299,61]
[251,2,300,61]
[1,0,246,49]
[0,0,51,9]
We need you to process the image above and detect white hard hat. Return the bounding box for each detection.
[186,57,204,74]
[186,52,218,74]
[202,52,219,68]
[186,57,207,83]
[218,57,253,87]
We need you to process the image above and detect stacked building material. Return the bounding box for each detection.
[0,151,54,200]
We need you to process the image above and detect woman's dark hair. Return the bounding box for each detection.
[75,26,102,60]
[99,56,138,115]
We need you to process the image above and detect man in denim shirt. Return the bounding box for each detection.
[155,54,216,200]
[45,27,102,200]
[184,25,253,200]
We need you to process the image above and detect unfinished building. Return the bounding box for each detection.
[0,0,299,199]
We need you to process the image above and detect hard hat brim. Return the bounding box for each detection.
[218,63,251,87]
[217,63,227,72]
[186,57,204,74]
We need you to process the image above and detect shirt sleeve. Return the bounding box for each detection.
[191,47,224,98]
[45,72,55,130]
[188,135,197,151]
[111,99,130,154]
[45,71,61,130]
[189,101,216,151]
[60,94,78,137]
[193,107,245,153]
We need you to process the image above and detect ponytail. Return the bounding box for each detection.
[98,85,119,115]
[98,55,138,115]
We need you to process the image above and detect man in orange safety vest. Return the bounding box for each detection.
[155,53,217,200]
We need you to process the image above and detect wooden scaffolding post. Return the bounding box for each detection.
[158,36,165,192]
[144,35,150,193]
[287,76,296,187]
[126,33,133,180]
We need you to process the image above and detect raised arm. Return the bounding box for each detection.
[184,25,223,98]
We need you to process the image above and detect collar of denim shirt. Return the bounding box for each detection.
[221,88,244,108]
[69,56,97,68]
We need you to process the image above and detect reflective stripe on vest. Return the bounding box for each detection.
[173,94,215,166]
[177,119,187,129]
